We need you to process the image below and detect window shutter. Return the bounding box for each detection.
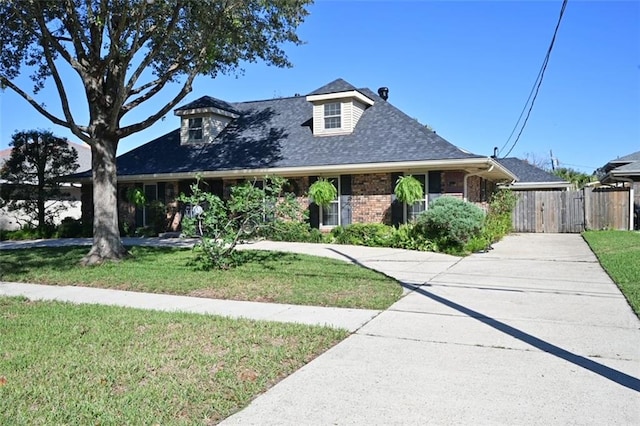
[157,182,166,204]
[340,175,352,226]
[428,171,442,194]
[391,172,404,226]
[207,179,224,198]
[308,176,319,228]
[134,183,144,227]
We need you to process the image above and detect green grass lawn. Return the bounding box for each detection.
[583,230,640,317]
[0,246,402,309]
[0,296,347,424]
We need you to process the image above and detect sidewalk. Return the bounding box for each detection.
[223,234,640,425]
[1,234,639,424]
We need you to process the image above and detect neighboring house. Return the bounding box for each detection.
[597,150,640,227]
[0,140,91,230]
[495,157,572,190]
[72,78,532,232]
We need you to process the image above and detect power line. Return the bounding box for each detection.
[500,0,568,158]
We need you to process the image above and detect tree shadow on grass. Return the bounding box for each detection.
[231,250,302,270]
[0,246,189,277]
[0,246,87,276]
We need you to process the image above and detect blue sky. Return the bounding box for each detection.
[1,0,638,173]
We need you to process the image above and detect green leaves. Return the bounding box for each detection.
[1,129,80,231]
[308,178,337,207]
[394,175,423,205]
[178,175,302,269]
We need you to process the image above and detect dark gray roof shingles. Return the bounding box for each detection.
[496,158,567,183]
[174,95,240,115]
[107,80,483,177]
[306,78,358,96]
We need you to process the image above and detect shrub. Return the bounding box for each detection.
[0,224,55,240]
[263,220,323,243]
[483,189,518,243]
[415,196,485,252]
[56,217,83,238]
[464,236,492,253]
[389,223,434,251]
[330,223,395,247]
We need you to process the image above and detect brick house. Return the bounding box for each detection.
[73,78,521,232]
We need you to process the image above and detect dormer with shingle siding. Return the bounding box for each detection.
[174,96,240,145]
[306,79,374,136]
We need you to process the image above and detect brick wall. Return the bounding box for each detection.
[351,173,392,224]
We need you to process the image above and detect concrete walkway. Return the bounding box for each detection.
[1,234,639,424]
[223,235,640,425]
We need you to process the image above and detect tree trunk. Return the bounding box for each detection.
[37,183,46,235]
[81,136,128,265]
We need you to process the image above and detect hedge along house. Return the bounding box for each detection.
[72,78,518,233]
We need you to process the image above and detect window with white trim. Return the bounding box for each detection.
[405,175,427,222]
[188,117,203,142]
[324,102,341,129]
[320,177,340,227]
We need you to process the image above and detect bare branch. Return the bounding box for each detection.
[86,0,106,57]
[61,0,90,64]
[0,77,90,143]
[123,3,182,98]
[28,2,85,74]
[31,17,83,137]
[120,63,182,118]
[120,78,170,118]
[117,70,198,139]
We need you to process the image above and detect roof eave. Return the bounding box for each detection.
[75,158,513,183]
[306,90,375,106]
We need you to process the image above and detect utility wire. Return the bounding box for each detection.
[500,0,568,158]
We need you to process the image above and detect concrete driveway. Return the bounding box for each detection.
[223,234,640,425]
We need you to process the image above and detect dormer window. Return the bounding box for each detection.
[324,103,341,129]
[306,90,374,136]
[174,96,240,145]
[188,117,203,142]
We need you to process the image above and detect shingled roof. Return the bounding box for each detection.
[496,158,566,183]
[174,95,241,115]
[82,79,485,179]
[307,78,359,96]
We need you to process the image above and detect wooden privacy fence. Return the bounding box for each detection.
[512,187,631,233]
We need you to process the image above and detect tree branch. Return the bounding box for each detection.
[61,0,90,65]
[116,70,198,139]
[119,64,181,118]
[123,3,182,99]
[29,2,85,75]
[0,77,90,143]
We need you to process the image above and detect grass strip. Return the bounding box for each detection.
[0,246,401,309]
[0,296,348,424]
[583,230,640,317]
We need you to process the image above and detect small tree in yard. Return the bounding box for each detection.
[0,0,311,264]
[0,130,79,235]
[179,176,300,270]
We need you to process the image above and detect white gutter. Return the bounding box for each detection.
[71,157,517,184]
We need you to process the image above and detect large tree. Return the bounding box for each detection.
[0,0,310,264]
[1,130,79,234]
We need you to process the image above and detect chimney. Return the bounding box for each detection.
[377,87,389,101]
[492,147,498,158]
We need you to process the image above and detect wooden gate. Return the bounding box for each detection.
[512,188,630,233]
